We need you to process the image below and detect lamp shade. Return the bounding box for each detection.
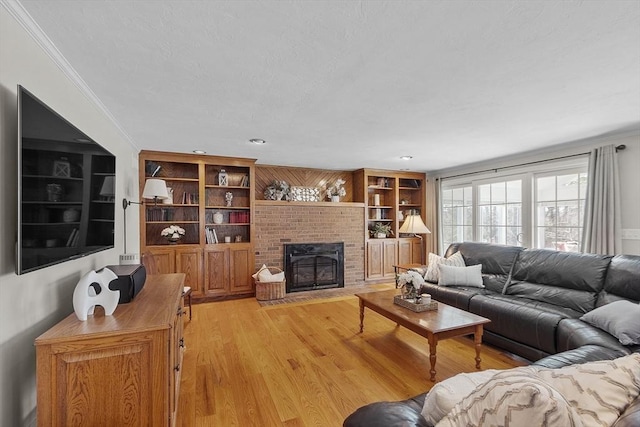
[99,176,115,197]
[142,179,169,200]
[399,212,431,234]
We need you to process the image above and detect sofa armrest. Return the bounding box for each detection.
[343,395,430,427]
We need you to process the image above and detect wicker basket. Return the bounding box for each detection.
[255,267,286,301]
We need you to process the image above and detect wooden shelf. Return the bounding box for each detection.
[255,200,365,207]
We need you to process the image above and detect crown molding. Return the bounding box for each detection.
[1,0,140,151]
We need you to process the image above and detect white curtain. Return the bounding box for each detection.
[581,144,622,255]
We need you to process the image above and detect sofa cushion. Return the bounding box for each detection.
[580,300,640,345]
[435,372,583,427]
[507,249,612,313]
[424,252,465,283]
[437,264,484,288]
[510,249,611,292]
[469,294,568,354]
[421,369,500,424]
[598,254,640,306]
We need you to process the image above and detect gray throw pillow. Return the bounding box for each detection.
[580,300,640,345]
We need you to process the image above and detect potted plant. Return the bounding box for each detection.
[325,179,347,202]
[397,270,425,300]
[370,222,393,238]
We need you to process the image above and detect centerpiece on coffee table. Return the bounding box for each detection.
[394,270,437,312]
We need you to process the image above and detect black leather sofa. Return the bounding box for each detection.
[344,242,640,427]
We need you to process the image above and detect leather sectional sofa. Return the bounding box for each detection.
[344,242,640,427]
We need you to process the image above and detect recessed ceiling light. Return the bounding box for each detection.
[400,155,413,160]
[193,150,206,154]
[249,138,266,145]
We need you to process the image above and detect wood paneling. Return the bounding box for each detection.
[256,165,354,201]
[176,286,527,426]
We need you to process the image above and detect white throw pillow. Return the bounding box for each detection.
[424,252,465,283]
[252,264,268,280]
[435,371,584,427]
[438,264,484,288]
[271,271,285,281]
[421,369,500,424]
[580,300,640,345]
[257,268,274,282]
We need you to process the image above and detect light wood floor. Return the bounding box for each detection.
[177,284,526,426]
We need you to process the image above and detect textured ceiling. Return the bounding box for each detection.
[16,0,640,172]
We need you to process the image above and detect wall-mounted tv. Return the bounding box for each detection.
[17,85,116,274]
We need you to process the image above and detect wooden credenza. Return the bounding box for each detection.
[35,273,186,427]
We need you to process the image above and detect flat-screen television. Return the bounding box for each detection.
[17,85,116,274]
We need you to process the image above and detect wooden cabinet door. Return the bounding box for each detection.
[382,239,398,278]
[204,248,229,297]
[366,240,384,279]
[398,239,412,265]
[175,247,203,295]
[411,239,424,265]
[229,246,253,294]
[146,248,175,274]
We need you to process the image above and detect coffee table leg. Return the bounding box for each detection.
[359,299,365,333]
[474,325,483,369]
[429,336,437,382]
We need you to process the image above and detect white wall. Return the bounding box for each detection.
[0,5,140,425]
[430,130,640,255]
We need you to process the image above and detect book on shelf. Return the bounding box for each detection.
[205,227,219,244]
[181,192,199,204]
[240,174,249,187]
[66,228,78,247]
[229,211,250,224]
[146,207,174,221]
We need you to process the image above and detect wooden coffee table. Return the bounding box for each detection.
[356,289,490,381]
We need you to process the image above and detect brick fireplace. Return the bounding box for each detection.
[253,202,365,288]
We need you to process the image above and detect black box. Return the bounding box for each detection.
[106,264,147,304]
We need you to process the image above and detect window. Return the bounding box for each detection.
[477,179,524,246]
[439,159,588,253]
[534,170,587,252]
[441,186,472,250]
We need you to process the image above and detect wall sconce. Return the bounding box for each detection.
[121,179,169,253]
[398,210,431,265]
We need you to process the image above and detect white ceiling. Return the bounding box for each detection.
[16,0,640,172]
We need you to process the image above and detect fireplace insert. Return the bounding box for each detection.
[284,243,345,293]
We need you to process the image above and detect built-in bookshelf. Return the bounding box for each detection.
[139,151,256,300]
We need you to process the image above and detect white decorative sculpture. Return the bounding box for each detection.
[72,268,119,321]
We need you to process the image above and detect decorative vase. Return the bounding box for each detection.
[63,208,79,223]
[162,187,174,204]
[213,211,223,224]
[167,237,181,245]
[377,233,387,239]
[331,195,340,202]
